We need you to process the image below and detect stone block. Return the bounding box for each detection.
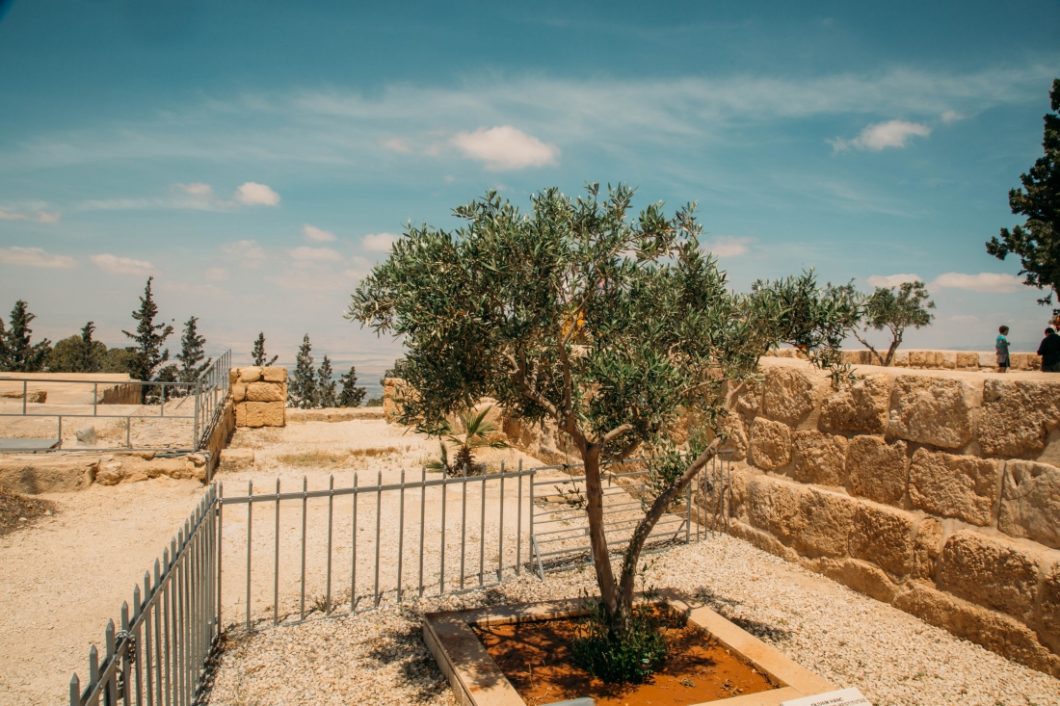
[908,350,927,367]
[262,366,287,382]
[792,487,857,558]
[761,367,815,426]
[238,366,263,383]
[956,352,979,369]
[746,474,803,542]
[242,401,285,427]
[849,503,916,576]
[818,374,890,435]
[979,379,1060,458]
[234,403,246,427]
[231,383,247,403]
[748,417,792,471]
[717,414,748,461]
[1035,563,1060,654]
[895,583,1059,678]
[912,517,944,579]
[728,519,800,563]
[790,430,847,486]
[228,369,239,385]
[844,436,908,505]
[908,448,1000,526]
[887,375,975,449]
[978,351,995,368]
[998,460,1060,548]
[935,531,1040,618]
[814,557,901,604]
[245,381,284,403]
[891,350,909,366]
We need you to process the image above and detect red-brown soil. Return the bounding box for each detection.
[0,488,55,536]
[474,610,779,706]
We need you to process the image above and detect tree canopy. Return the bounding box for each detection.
[852,281,935,366]
[986,78,1060,312]
[338,365,366,407]
[349,184,849,644]
[251,332,279,367]
[177,315,212,386]
[0,300,51,372]
[289,334,317,409]
[122,277,174,387]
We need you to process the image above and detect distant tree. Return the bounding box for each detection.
[1,300,51,372]
[338,365,367,407]
[317,355,337,407]
[101,346,138,375]
[122,277,174,398]
[0,318,6,368]
[289,334,317,409]
[251,332,279,366]
[427,407,508,476]
[364,396,383,407]
[987,78,1060,314]
[176,316,212,388]
[47,322,107,372]
[852,281,935,366]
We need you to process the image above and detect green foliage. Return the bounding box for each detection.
[1,300,51,372]
[47,322,107,372]
[426,406,508,476]
[364,396,383,407]
[570,603,669,684]
[338,365,367,407]
[853,281,935,365]
[251,332,278,367]
[122,277,174,390]
[987,78,1060,311]
[101,346,138,374]
[176,316,212,386]
[289,334,317,409]
[317,355,337,407]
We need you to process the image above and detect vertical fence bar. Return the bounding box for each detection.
[274,478,281,624]
[245,480,253,630]
[439,471,447,595]
[88,646,99,706]
[326,475,334,614]
[396,469,405,602]
[528,468,535,575]
[193,382,201,450]
[351,473,358,611]
[418,467,425,596]
[459,477,467,589]
[126,417,132,449]
[69,673,80,706]
[478,474,486,586]
[516,460,523,575]
[93,382,98,417]
[22,380,27,414]
[144,572,154,706]
[373,470,382,606]
[153,560,163,706]
[300,476,308,620]
[120,603,132,705]
[160,384,166,418]
[131,589,144,705]
[216,484,224,636]
[498,466,505,581]
[686,478,692,544]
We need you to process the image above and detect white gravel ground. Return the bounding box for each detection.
[205,535,1060,706]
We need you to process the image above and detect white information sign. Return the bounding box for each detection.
[781,687,873,706]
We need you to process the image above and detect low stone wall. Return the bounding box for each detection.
[230,366,286,428]
[203,398,236,481]
[771,347,1044,371]
[705,359,1059,676]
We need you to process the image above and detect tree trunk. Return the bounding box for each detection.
[581,442,621,622]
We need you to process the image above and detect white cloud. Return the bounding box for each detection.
[0,207,61,223]
[0,246,76,269]
[177,182,214,197]
[289,246,340,262]
[940,110,963,124]
[90,253,154,276]
[303,224,337,242]
[221,239,266,266]
[831,120,931,151]
[704,236,752,258]
[379,137,412,153]
[866,273,921,288]
[451,126,559,170]
[361,232,398,253]
[929,272,1022,293]
[234,182,280,206]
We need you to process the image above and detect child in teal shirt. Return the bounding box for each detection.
[996,325,1011,372]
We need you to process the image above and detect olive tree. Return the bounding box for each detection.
[851,281,934,366]
[348,185,846,642]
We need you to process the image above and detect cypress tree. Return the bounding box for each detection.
[75,321,103,372]
[2,300,51,371]
[289,334,317,409]
[122,277,174,395]
[251,331,278,366]
[338,365,367,407]
[177,315,212,386]
[317,355,337,407]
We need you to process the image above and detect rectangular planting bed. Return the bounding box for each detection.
[423,597,837,706]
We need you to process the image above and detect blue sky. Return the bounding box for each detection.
[1,0,1058,375]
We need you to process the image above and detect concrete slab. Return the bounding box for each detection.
[0,438,60,452]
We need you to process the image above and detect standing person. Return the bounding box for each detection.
[1037,327,1060,372]
[996,325,1011,373]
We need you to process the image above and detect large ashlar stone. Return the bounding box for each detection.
[238,401,285,428]
[245,381,285,403]
[746,474,804,543]
[935,531,1040,618]
[748,417,792,471]
[908,448,1000,526]
[813,557,901,604]
[230,383,247,403]
[979,379,1060,458]
[761,367,815,426]
[818,374,890,435]
[895,582,1059,678]
[1035,563,1060,653]
[844,436,908,505]
[790,430,847,485]
[237,366,263,383]
[731,379,762,418]
[262,366,287,383]
[717,414,748,461]
[848,503,916,576]
[793,488,857,558]
[956,352,980,369]
[998,461,1060,549]
[887,376,975,449]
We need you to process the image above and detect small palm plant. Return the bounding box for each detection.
[427,406,508,476]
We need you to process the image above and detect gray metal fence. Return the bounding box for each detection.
[68,454,727,704]
[0,350,231,453]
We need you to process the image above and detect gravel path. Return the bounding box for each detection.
[206,536,1060,706]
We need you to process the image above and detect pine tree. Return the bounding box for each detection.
[75,321,103,372]
[251,331,278,366]
[289,334,317,409]
[122,277,174,394]
[317,355,337,407]
[338,365,367,407]
[2,300,51,371]
[177,316,212,387]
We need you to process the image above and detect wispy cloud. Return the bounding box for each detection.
[0,246,76,269]
[831,119,932,151]
[451,126,559,170]
[289,246,340,263]
[303,224,336,242]
[361,232,398,253]
[0,207,61,223]
[91,253,154,275]
[940,110,964,124]
[234,182,280,206]
[703,236,752,258]
[866,273,921,287]
[930,271,1022,293]
[221,239,266,267]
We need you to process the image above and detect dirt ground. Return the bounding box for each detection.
[0,489,56,536]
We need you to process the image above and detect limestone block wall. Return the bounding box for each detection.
[771,347,1044,371]
[706,359,1060,676]
[229,366,286,428]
